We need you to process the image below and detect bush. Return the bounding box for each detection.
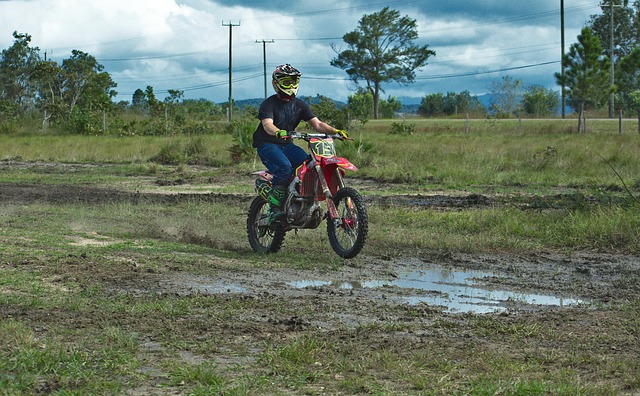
[336,138,375,167]
[181,121,216,135]
[0,119,19,134]
[226,118,256,162]
[389,121,415,135]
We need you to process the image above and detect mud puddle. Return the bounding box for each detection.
[165,263,587,315]
[287,267,586,314]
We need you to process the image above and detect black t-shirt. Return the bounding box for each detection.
[252,95,315,147]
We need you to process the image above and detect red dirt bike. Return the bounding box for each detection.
[247,131,368,259]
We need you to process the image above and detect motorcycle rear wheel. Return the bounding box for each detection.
[327,187,368,259]
[247,196,286,254]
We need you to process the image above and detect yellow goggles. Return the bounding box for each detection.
[278,77,299,89]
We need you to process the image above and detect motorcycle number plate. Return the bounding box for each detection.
[309,138,336,158]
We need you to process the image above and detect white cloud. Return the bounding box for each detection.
[0,0,601,102]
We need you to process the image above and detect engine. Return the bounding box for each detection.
[286,195,324,229]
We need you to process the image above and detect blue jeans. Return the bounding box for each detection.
[257,143,309,187]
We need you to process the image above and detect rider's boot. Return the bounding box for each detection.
[267,184,287,223]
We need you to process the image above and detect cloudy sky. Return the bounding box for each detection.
[0,0,602,104]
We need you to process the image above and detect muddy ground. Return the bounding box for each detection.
[1,163,639,394]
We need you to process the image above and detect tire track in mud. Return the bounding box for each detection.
[0,182,496,209]
[0,183,501,209]
[0,183,251,206]
[0,181,620,211]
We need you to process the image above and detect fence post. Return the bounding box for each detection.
[619,110,622,134]
[465,112,469,134]
[518,113,523,136]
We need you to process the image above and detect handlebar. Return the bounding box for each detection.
[287,131,352,141]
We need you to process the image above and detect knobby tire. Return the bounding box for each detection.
[247,196,286,254]
[327,187,368,259]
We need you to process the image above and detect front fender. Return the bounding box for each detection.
[323,157,358,172]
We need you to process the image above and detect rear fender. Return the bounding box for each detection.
[251,170,273,182]
[252,171,273,200]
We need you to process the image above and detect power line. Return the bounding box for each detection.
[241,0,421,20]
[301,60,559,83]
[118,73,264,96]
[418,3,598,34]
[99,50,211,62]
[415,61,559,80]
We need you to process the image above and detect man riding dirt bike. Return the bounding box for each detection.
[248,64,367,259]
[251,64,349,224]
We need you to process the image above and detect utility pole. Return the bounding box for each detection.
[222,20,240,122]
[602,1,622,118]
[256,39,274,99]
[609,1,615,118]
[560,0,566,118]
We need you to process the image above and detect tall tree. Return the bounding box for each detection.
[144,85,163,116]
[588,0,639,59]
[618,47,640,126]
[588,1,640,114]
[60,50,116,117]
[0,31,41,114]
[555,27,612,132]
[32,59,63,129]
[131,88,147,113]
[331,7,435,119]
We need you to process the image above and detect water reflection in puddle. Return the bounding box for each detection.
[288,268,585,314]
[181,281,247,294]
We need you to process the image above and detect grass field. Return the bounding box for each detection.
[1,118,639,395]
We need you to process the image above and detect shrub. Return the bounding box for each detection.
[226,118,256,162]
[389,121,415,135]
[0,119,18,134]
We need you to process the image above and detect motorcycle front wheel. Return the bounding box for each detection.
[247,196,286,254]
[327,187,368,259]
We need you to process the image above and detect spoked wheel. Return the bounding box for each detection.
[327,187,368,259]
[247,197,286,254]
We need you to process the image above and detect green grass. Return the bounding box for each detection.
[1,119,640,394]
[369,205,640,255]
[0,134,235,165]
[0,320,142,394]
[2,119,640,193]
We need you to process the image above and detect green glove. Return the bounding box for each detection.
[275,130,289,139]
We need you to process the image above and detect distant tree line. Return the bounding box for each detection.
[0,31,232,135]
[1,1,639,135]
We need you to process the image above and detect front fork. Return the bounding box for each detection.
[315,165,346,221]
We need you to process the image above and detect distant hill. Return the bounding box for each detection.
[234,98,263,109]
[234,96,348,110]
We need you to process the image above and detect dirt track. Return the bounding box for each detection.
[2,169,639,394]
[2,179,637,311]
